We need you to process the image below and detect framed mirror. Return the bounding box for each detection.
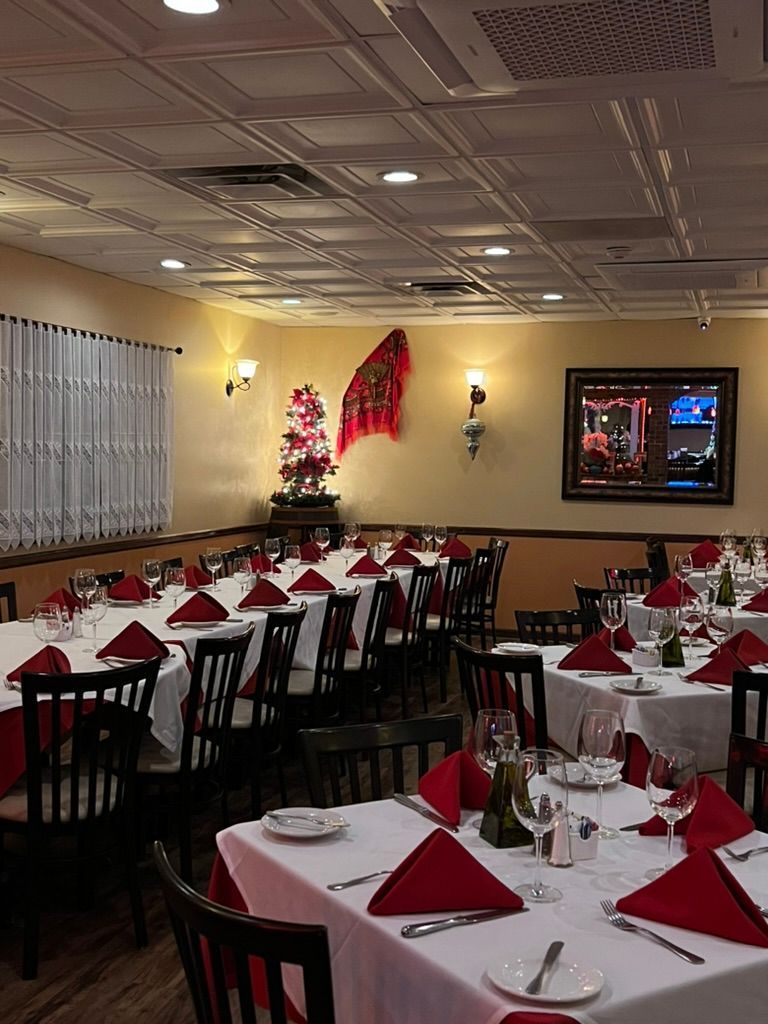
[562,367,738,504]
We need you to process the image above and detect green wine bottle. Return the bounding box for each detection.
[716,566,736,607]
[662,627,685,667]
[479,741,531,849]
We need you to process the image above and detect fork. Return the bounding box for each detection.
[600,900,705,964]
[722,845,768,862]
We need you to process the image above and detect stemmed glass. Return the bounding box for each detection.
[734,559,752,607]
[284,544,301,582]
[680,594,704,655]
[720,529,737,556]
[753,533,767,562]
[645,746,699,879]
[394,524,406,545]
[647,606,676,675]
[472,709,517,776]
[164,566,186,608]
[421,523,434,552]
[378,529,393,560]
[705,561,722,603]
[577,709,625,840]
[313,527,330,557]
[674,553,694,584]
[599,591,626,650]
[339,537,355,573]
[204,547,223,590]
[434,525,448,558]
[707,605,733,653]
[755,559,768,591]
[264,538,281,578]
[33,602,63,643]
[142,559,162,606]
[73,567,97,609]
[232,556,252,596]
[81,586,108,653]
[511,748,568,903]
[343,522,360,543]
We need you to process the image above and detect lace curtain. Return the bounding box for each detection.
[0,318,173,551]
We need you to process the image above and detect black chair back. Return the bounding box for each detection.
[198,549,238,577]
[603,567,657,594]
[515,608,600,646]
[250,605,307,750]
[69,569,125,597]
[573,580,610,613]
[153,842,336,1024]
[0,580,17,622]
[397,564,439,648]
[732,670,768,742]
[309,589,361,721]
[438,557,473,633]
[161,556,183,572]
[358,574,398,673]
[487,538,509,609]
[235,542,261,559]
[726,733,768,831]
[645,535,670,580]
[460,548,494,640]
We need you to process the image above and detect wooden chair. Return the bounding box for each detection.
[198,548,238,578]
[153,842,336,1024]
[453,638,549,749]
[515,608,600,646]
[235,542,261,559]
[0,580,17,622]
[455,548,495,646]
[645,535,670,581]
[342,574,398,722]
[0,659,161,978]
[137,626,254,883]
[573,579,605,613]
[484,538,509,646]
[299,715,463,808]
[731,670,768,742]
[726,733,768,831]
[229,605,307,817]
[160,556,183,572]
[384,563,439,718]
[603,567,658,594]
[425,556,472,702]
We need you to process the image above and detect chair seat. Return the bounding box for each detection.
[287,669,316,697]
[230,697,270,730]
[425,613,441,631]
[136,733,212,774]
[342,648,363,672]
[385,627,415,645]
[0,771,115,823]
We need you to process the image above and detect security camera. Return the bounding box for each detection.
[697,317,711,332]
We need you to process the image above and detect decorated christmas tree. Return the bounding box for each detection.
[270,384,340,507]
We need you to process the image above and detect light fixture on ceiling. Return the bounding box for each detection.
[378,170,421,184]
[282,298,302,305]
[483,246,510,256]
[460,369,487,461]
[542,292,564,301]
[225,358,259,397]
[163,0,221,14]
[160,258,189,270]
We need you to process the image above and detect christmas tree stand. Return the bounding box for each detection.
[268,506,339,544]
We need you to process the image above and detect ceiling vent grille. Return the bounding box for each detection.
[405,279,490,296]
[595,259,767,291]
[163,164,335,200]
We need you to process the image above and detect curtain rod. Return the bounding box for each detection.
[0,313,183,355]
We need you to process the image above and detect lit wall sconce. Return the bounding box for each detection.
[460,368,487,460]
[225,358,259,397]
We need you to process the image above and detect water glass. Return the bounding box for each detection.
[471,709,517,776]
[647,606,676,675]
[343,522,360,542]
[394,524,406,543]
[339,538,355,571]
[378,529,393,557]
[734,559,752,607]
[755,559,768,590]
[73,567,97,607]
[511,748,568,903]
[421,523,434,551]
[577,709,625,839]
[674,553,694,581]
[204,547,223,589]
[284,544,301,581]
[232,556,252,595]
[707,605,733,652]
[645,746,698,879]
[680,594,704,653]
[33,602,63,643]
[720,529,737,555]
[434,525,448,554]
[142,558,162,605]
[264,538,281,577]
[599,591,626,649]
[752,533,767,560]
[313,527,330,555]
[81,586,108,653]
[704,561,722,602]
[164,566,186,607]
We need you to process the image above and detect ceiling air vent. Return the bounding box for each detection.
[404,279,490,296]
[162,164,335,200]
[595,259,768,291]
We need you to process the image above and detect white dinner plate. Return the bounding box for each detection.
[261,807,349,839]
[493,642,541,655]
[551,763,620,789]
[237,604,291,612]
[290,589,336,596]
[610,678,663,695]
[486,956,604,1004]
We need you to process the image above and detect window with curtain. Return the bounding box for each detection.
[0,317,174,551]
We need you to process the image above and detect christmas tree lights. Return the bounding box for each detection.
[270,384,340,507]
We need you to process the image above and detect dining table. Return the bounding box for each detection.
[626,591,768,643]
[210,784,768,1024]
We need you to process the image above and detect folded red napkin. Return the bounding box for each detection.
[686,648,748,686]
[616,847,768,946]
[680,622,712,641]
[109,574,152,602]
[353,536,367,549]
[393,533,419,550]
[166,591,229,624]
[417,751,492,825]
[184,565,212,588]
[687,539,723,569]
[637,776,754,852]
[299,542,322,562]
[597,625,636,652]
[8,645,71,682]
[557,634,631,673]
[42,588,80,616]
[742,588,768,612]
[367,828,522,915]
[346,554,387,577]
[288,568,334,594]
[250,553,280,575]
[237,578,290,608]
[707,628,768,667]
[95,621,170,661]
[643,577,697,607]
[440,538,471,558]
[384,548,420,567]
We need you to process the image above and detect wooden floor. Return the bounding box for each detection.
[0,664,469,1023]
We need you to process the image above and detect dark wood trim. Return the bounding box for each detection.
[360,525,717,543]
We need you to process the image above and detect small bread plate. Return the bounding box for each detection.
[486,955,604,1004]
[609,678,662,695]
[493,642,541,655]
[261,807,349,839]
[552,763,620,789]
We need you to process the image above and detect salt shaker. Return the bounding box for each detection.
[547,801,573,867]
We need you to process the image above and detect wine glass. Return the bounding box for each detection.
[205,547,223,590]
[284,544,301,582]
[434,526,448,556]
[232,556,252,596]
[680,594,704,654]
[343,522,360,543]
[707,605,733,653]
[720,529,737,556]
[472,709,517,776]
[378,529,393,559]
[704,561,722,603]
[511,748,568,903]
[33,602,63,643]
[313,527,330,557]
[164,566,186,608]
[421,523,434,552]
[645,746,698,879]
[647,606,676,675]
[674,553,694,582]
[734,559,752,607]
[142,558,162,606]
[755,559,768,591]
[264,538,281,578]
[73,567,97,609]
[753,533,767,561]
[577,709,625,840]
[394,524,406,544]
[339,537,355,572]
[81,586,108,653]
[599,591,626,650]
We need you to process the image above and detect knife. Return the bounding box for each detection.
[393,793,460,833]
[401,907,528,938]
[619,822,645,832]
[525,940,564,994]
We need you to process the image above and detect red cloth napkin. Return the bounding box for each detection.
[393,533,419,550]
[184,565,212,588]
[8,645,71,682]
[95,621,170,661]
[681,622,712,641]
[616,847,768,946]
[346,554,387,577]
[353,536,367,549]
[41,588,80,616]
[250,554,280,575]
[384,548,420,567]
[299,542,323,562]
[417,751,492,825]
[707,628,768,667]
[367,828,522,915]
[109,575,152,602]
[643,577,697,607]
[686,648,748,686]
[597,625,636,652]
[440,538,471,558]
[742,588,768,612]
[237,579,290,608]
[637,776,754,852]
[166,591,229,624]
[688,539,722,569]
[557,634,631,673]
[288,568,334,594]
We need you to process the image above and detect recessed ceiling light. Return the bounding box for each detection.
[379,170,420,184]
[483,246,510,256]
[542,292,564,301]
[163,0,220,14]
[282,298,302,305]
[160,258,189,270]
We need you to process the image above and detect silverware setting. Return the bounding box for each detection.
[401,906,529,938]
[525,940,564,995]
[722,844,768,862]
[327,870,392,891]
[264,810,347,832]
[683,678,727,692]
[619,822,645,832]
[600,899,705,964]
[393,792,459,833]
[578,671,640,678]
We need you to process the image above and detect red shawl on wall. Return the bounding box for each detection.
[335,329,411,458]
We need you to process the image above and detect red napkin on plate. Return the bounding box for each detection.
[616,847,768,946]
[288,568,334,594]
[742,588,768,612]
[238,578,290,608]
[393,533,419,550]
[367,828,522,915]
[346,554,387,577]
[557,634,631,673]
[352,536,367,549]
[417,751,492,825]
[384,548,420,567]
[250,553,280,575]
[637,776,754,852]
[166,591,229,624]
[95,621,170,661]
[440,538,472,558]
[643,577,697,607]
[597,625,636,652]
[8,645,71,682]
[686,648,748,686]
[707,628,768,667]
[681,622,712,641]
[41,588,80,616]
[688,539,723,569]
[109,575,152,602]
[184,565,212,588]
[299,542,322,562]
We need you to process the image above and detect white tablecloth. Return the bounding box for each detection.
[627,593,768,643]
[216,789,768,1024]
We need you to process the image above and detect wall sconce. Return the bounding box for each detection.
[461,368,487,460]
[225,358,259,397]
